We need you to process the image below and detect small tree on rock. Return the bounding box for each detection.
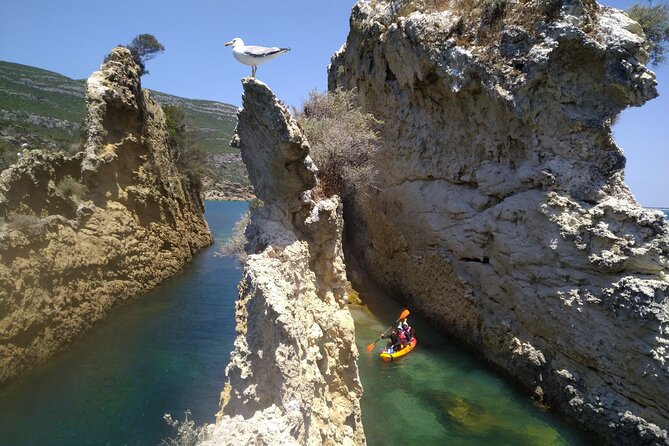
[628,0,669,65]
[127,33,165,75]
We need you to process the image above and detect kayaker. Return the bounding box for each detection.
[381,329,401,353]
[398,328,407,348]
[402,322,415,341]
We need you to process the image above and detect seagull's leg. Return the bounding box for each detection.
[252,65,257,77]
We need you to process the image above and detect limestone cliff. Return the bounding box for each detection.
[330,1,668,444]
[0,48,212,384]
[202,78,365,446]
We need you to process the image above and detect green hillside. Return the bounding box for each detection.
[0,60,238,156]
[0,61,85,154]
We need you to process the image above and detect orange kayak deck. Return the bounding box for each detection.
[379,337,417,361]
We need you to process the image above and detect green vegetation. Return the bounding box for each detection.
[628,0,669,65]
[151,91,238,154]
[0,61,238,161]
[0,61,86,160]
[126,34,165,76]
[296,89,381,199]
[55,175,88,201]
[163,104,210,187]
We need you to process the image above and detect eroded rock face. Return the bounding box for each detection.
[330,1,668,444]
[0,47,212,384]
[203,78,365,446]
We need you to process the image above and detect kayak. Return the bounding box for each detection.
[379,337,417,361]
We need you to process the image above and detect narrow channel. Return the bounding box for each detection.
[0,201,247,445]
[0,201,592,445]
[350,280,592,445]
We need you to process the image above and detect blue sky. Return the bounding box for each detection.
[0,0,666,206]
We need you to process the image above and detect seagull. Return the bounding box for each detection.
[224,38,290,77]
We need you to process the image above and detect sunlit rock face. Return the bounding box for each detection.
[203,78,365,446]
[330,1,668,444]
[0,47,212,384]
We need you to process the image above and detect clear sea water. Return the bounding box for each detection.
[352,307,591,446]
[0,201,596,445]
[0,201,247,446]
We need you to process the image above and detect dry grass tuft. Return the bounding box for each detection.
[296,89,381,200]
[217,210,251,262]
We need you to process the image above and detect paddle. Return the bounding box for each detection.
[366,309,410,353]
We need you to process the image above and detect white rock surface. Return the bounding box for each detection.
[330,1,668,444]
[203,78,365,446]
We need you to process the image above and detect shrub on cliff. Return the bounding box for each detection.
[217,209,251,261]
[162,104,209,187]
[161,411,209,446]
[55,175,88,201]
[105,33,164,76]
[296,89,381,199]
[6,213,45,235]
[628,0,669,65]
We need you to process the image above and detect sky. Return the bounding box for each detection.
[0,0,667,206]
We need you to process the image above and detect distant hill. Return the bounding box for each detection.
[0,60,238,155]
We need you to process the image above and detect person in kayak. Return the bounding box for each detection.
[398,328,407,348]
[402,322,415,342]
[381,329,401,353]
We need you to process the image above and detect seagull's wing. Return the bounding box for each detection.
[242,45,289,58]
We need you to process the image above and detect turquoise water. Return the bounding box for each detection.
[0,200,593,445]
[0,201,248,446]
[353,306,592,445]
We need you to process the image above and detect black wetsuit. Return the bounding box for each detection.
[382,332,400,351]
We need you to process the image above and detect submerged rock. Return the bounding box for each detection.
[203,78,365,446]
[0,47,212,384]
[330,1,668,444]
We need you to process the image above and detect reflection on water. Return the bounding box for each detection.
[352,292,592,446]
[0,201,247,446]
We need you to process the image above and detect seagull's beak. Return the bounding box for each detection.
[225,41,233,47]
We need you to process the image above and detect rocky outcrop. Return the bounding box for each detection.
[0,47,212,384]
[202,78,365,446]
[330,1,668,444]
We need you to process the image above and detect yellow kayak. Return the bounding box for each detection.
[379,338,417,361]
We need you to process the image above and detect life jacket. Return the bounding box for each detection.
[398,331,407,342]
